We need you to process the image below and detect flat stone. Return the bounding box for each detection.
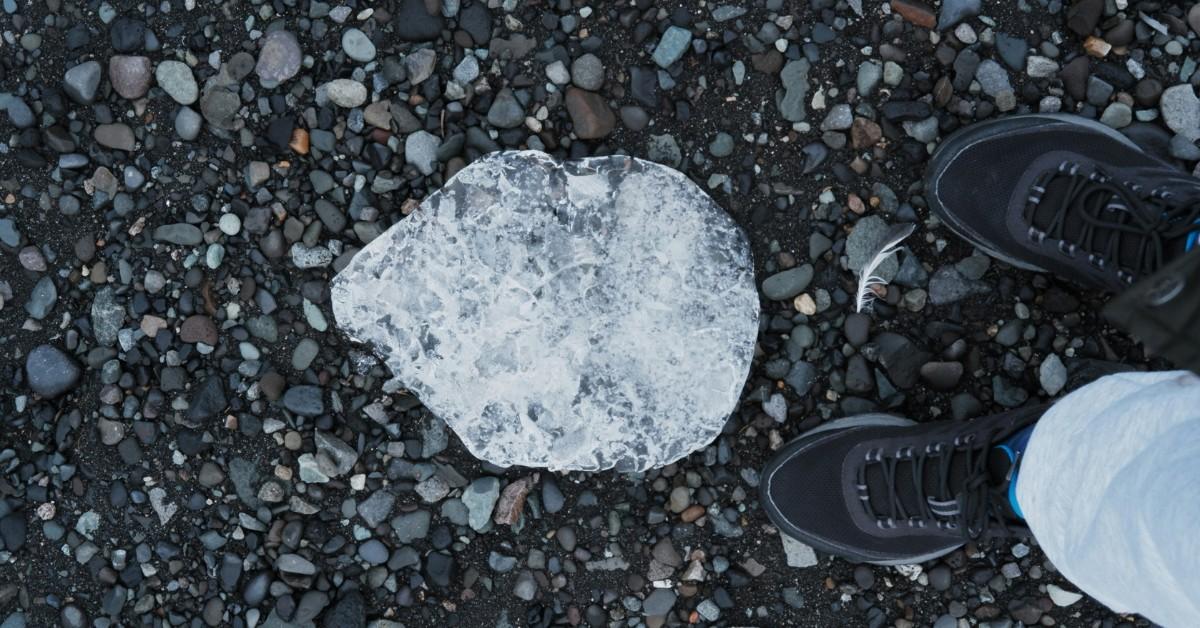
[652,26,692,68]
[781,534,818,568]
[462,477,500,531]
[155,60,198,105]
[255,30,302,87]
[331,152,757,471]
[282,386,325,416]
[778,59,810,122]
[153,223,203,246]
[324,79,367,108]
[341,28,376,62]
[94,124,135,151]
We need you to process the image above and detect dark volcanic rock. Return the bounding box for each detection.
[396,0,444,42]
[25,345,81,398]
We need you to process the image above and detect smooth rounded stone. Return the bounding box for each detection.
[1169,134,1200,161]
[108,55,152,99]
[1161,84,1200,140]
[571,53,605,90]
[545,60,570,85]
[292,338,320,370]
[218,213,241,235]
[324,79,367,108]
[342,28,376,62]
[175,107,203,140]
[1100,102,1132,128]
[155,60,198,104]
[486,88,525,128]
[25,344,81,398]
[709,132,734,158]
[761,265,813,300]
[94,123,135,151]
[5,97,34,128]
[920,361,964,390]
[153,223,202,245]
[25,276,57,319]
[332,151,758,471]
[620,106,649,131]
[64,60,102,104]
[255,30,302,87]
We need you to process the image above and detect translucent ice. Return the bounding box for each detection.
[332,151,757,471]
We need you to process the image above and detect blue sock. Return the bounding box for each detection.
[994,424,1036,520]
[1187,219,1200,252]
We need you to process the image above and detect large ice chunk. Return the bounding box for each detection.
[332,151,758,471]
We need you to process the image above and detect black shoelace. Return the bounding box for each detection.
[1024,162,1200,284]
[857,429,1009,540]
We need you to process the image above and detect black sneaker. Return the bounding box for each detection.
[759,407,1043,565]
[925,113,1200,292]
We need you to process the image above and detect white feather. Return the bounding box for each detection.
[855,223,916,313]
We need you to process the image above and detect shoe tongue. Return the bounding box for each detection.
[1031,175,1193,268]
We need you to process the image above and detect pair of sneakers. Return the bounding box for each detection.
[761,114,1200,564]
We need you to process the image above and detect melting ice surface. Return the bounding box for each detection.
[331,151,758,471]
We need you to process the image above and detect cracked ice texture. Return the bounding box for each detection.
[332,151,758,471]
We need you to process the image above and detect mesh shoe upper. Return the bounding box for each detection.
[927,115,1200,291]
[761,407,1043,565]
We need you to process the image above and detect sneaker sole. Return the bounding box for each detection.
[924,113,1144,274]
[760,414,967,566]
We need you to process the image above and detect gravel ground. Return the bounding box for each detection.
[1,0,1191,626]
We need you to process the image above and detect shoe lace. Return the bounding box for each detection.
[1022,161,1200,285]
[857,428,1010,540]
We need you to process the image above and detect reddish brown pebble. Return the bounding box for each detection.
[680,504,705,523]
[890,0,936,29]
[850,117,882,149]
[564,88,616,139]
[179,314,218,345]
[290,128,310,154]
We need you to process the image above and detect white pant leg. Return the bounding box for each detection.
[1017,370,1200,628]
